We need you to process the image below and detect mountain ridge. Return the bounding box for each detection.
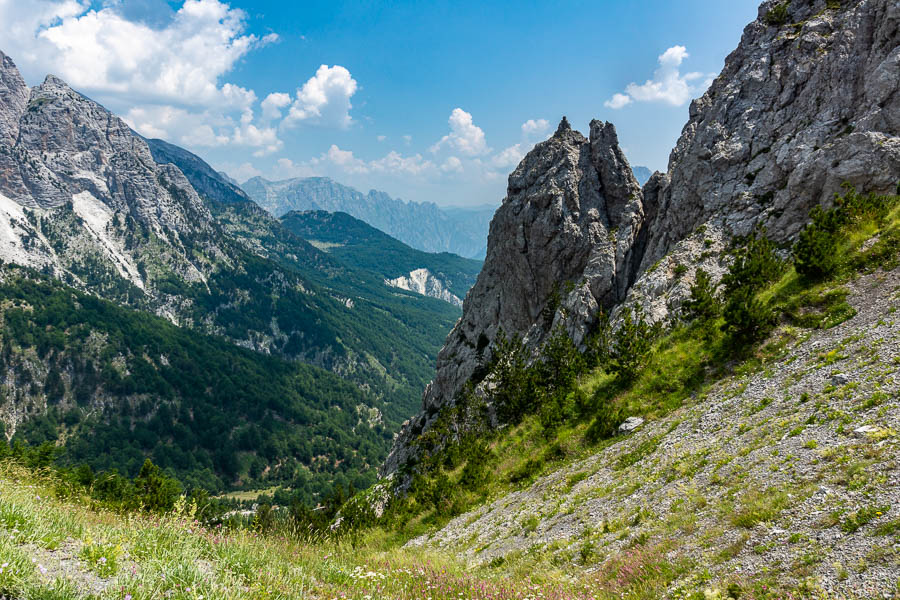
[241,175,493,259]
[0,48,463,495]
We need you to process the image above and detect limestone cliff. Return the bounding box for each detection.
[0,50,222,300]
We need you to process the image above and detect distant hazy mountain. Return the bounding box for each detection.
[241,176,493,259]
[281,210,482,306]
[632,166,652,186]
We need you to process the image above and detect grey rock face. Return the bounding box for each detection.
[382,118,645,475]
[0,51,28,144]
[637,0,900,302]
[0,51,219,303]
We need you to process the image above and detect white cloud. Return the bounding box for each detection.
[604,93,633,110]
[220,161,262,183]
[4,0,274,109]
[492,144,524,169]
[307,145,435,177]
[403,135,412,145]
[370,151,434,176]
[261,92,291,121]
[521,118,549,137]
[124,104,281,155]
[377,135,386,142]
[441,156,463,173]
[273,157,316,179]
[604,45,714,109]
[0,0,295,156]
[283,65,358,129]
[320,144,369,174]
[430,108,489,156]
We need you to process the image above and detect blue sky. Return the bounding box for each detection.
[2,0,761,207]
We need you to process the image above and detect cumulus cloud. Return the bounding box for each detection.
[492,143,524,169]
[282,145,437,179]
[370,151,434,176]
[521,118,550,137]
[220,161,262,183]
[282,65,358,129]
[430,108,489,156]
[0,0,361,158]
[2,0,274,109]
[272,157,317,179]
[604,93,633,110]
[0,0,298,155]
[261,92,291,121]
[124,104,281,155]
[604,45,714,109]
[441,156,463,173]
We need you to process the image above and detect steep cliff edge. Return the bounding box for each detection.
[383,0,900,477]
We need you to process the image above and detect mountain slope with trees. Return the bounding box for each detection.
[280,210,482,300]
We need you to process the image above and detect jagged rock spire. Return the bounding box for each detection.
[382,115,648,476]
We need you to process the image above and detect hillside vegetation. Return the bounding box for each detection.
[0,265,392,500]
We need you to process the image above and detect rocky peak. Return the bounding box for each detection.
[624,0,900,323]
[589,120,642,228]
[382,118,648,475]
[0,48,219,302]
[7,57,211,229]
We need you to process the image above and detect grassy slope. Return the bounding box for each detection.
[364,194,900,597]
[0,462,621,600]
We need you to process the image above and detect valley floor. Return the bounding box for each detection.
[0,267,898,599]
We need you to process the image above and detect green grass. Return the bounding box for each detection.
[730,488,792,529]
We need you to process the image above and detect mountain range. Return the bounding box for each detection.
[1,0,900,597]
[241,176,494,259]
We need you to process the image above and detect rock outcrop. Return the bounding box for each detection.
[383,0,900,477]
[627,0,900,321]
[382,118,646,474]
[386,268,464,307]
